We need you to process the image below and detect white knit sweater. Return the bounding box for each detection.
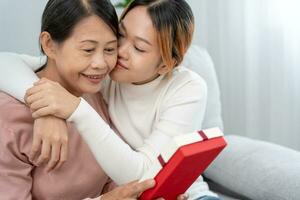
[0,52,217,199]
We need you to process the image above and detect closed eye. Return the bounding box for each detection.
[104,48,117,54]
[83,49,95,53]
[134,46,146,53]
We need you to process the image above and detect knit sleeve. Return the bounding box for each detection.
[0,52,44,102]
[67,77,208,188]
[67,98,154,185]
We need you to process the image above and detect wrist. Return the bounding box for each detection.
[65,96,81,119]
[35,115,65,123]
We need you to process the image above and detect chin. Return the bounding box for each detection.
[80,85,102,95]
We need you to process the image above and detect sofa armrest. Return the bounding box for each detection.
[204,135,300,200]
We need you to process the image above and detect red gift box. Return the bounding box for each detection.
[140,127,227,200]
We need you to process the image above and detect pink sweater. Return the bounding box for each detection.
[0,92,114,200]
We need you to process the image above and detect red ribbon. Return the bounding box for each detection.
[158,155,166,167]
[198,130,208,141]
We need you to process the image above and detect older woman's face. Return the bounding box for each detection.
[110,6,165,85]
[52,15,118,95]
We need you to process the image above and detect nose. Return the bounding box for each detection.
[91,53,107,71]
[118,38,129,60]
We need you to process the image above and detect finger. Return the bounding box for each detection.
[177,194,189,200]
[46,143,61,172]
[126,180,139,186]
[26,91,45,105]
[40,77,52,83]
[26,84,46,97]
[26,81,53,98]
[32,106,55,118]
[30,99,49,112]
[129,179,155,196]
[140,179,156,190]
[29,134,42,161]
[33,81,43,86]
[119,180,139,198]
[34,78,48,85]
[24,92,30,106]
[36,140,51,166]
[53,140,68,170]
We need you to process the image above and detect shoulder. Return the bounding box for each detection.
[0,92,33,127]
[0,92,33,154]
[164,66,207,97]
[82,92,106,111]
[176,65,206,80]
[170,66,206,87]
[82,92,110,124]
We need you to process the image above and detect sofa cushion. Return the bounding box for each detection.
[204,135,300,200]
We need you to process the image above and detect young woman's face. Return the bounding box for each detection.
[52,15,118,95]
[110,6,164,84]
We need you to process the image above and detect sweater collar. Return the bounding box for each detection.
[119,74,166,97]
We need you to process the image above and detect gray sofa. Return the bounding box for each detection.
[183,45,300,200]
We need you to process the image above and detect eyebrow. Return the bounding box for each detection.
[120,21,152,46]
[80,39,118,45]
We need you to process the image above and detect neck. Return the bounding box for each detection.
[37,59,81,97]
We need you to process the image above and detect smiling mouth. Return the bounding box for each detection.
[82,74,103,79]
[81,73,105,84]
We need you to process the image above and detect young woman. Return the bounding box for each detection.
[0,0,219,199]
[0,0,174,199]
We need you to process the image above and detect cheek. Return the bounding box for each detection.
[108,55,118,71]
[57,59,85,80]
[103,53,117,72]
[133,56,157,74]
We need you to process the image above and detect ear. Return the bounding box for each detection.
[157,60,174,75]
[40,31,57,59]
[157,64,169,75]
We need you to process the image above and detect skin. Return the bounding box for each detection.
[38,15,118,96]
[25,6,188,200]
[24,14,170,200]
[28,15,117,168]
[27,6,174,166]
[110,6,170,84]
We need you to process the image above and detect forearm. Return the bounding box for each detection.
[67,79,207,185]
[0,52,41,102]
[67,98,154,185]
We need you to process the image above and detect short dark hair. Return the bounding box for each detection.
[121,0,194,71]
[40,0,118,52]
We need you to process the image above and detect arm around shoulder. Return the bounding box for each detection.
[0,52,40,102]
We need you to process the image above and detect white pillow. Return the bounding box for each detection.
[205,135,300,200]
[182,45,223,130]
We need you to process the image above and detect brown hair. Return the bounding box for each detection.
[121,0,194,72]
[41,0,118,53]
